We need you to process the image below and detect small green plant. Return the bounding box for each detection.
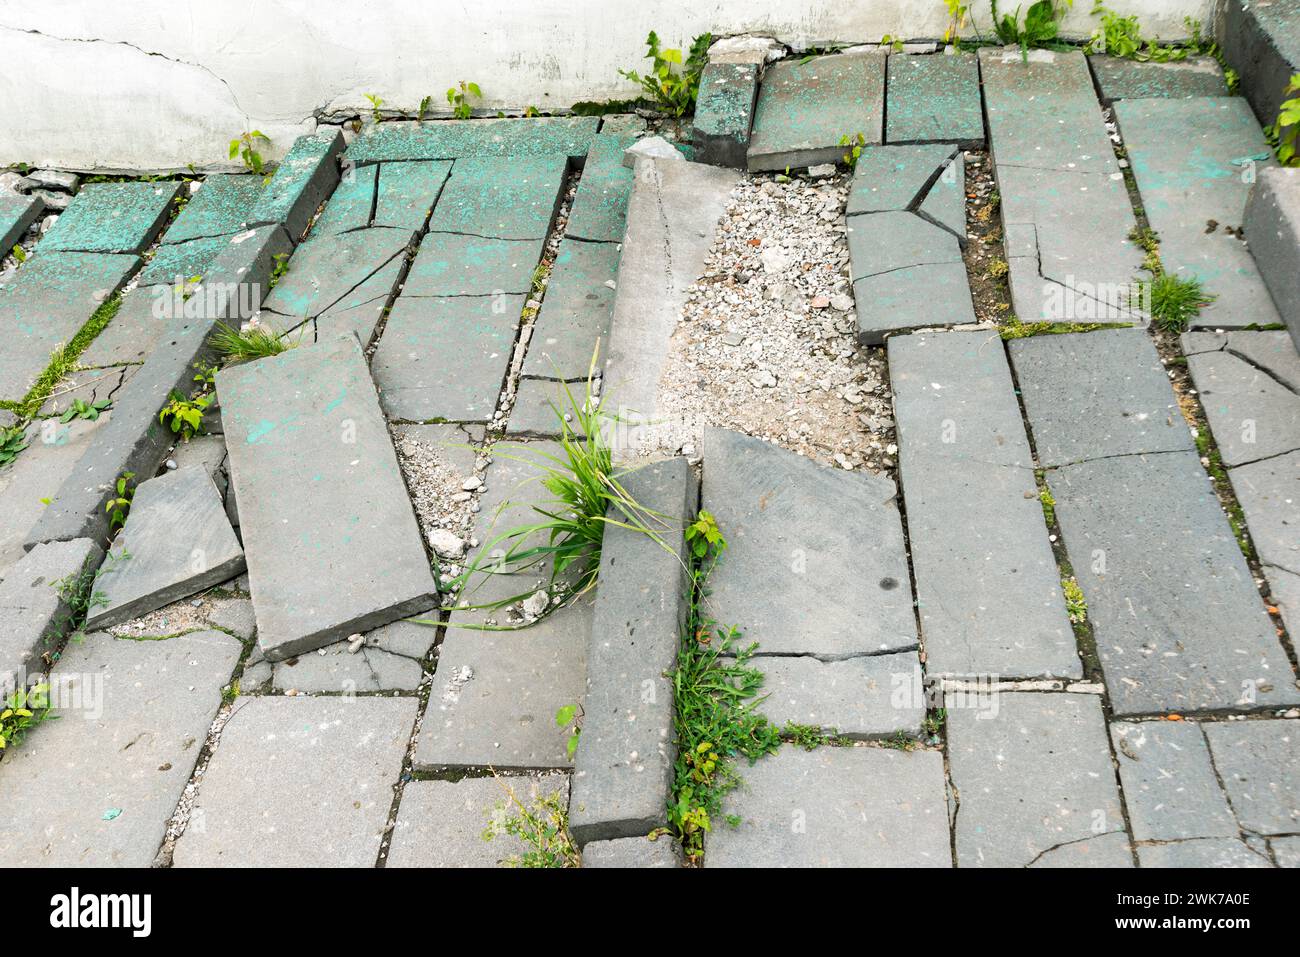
[619,31,712,118]
[417,95,432,122]
[104,471,136,530]
[880,34,905,53]
[839,132,866,168]
[0,683,54,753]
[59,397,111,423]
[0,425,28,468]
[944,0,973,43]
[11,243,26,264]
[210,321,291,364]
[1062,576,1088,623]
[363,93,384,124]
[1038,480,1056,526]
[783,722,833,750]
[988,258,1009,279]
[524,105,541,117]
[229,130,271,175]
[685,509,724,560]
[447,81,482,119]
[483,783,581,867]
[1265,74,1300,166]
[923,708,948,738]
[555,704,581,760]
[158,391,213,441]
[1147,273,1216,332]
[268,252,291,289]
[1085,4,1187,61]
[992,0,1072,61]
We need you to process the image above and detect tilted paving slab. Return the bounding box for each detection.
[1116,97,1281,329]
[0,192,43,252]
[1230,452,1300,639]
[373,294,523,422]
[693,61,760,168]
[1050,451,1300,715]
[700,427,916,658]
[1186,345,1300,466]
[164,174,263,244]
[403,231,544,297]
[566,132,637,242]
[889,331,1078,678]
[374,159,452,230]
[704,746,951,867]
[1219,0,1300,136]
[261,225,413,321]
[86,466,245,630]
[569,458,695,846]
[583,835,681,868]
[428,155,567,240]
[217,334,437,660]
[1010,329,1194,466]
[248,129,345,241]
[1244,167,1300,349]
[311,252,407,347]
[523,238,620,380]
[138,234,231,285]
[947,691,1126,867]
[0,251,139,403]
[1090,55,1229,103]
[1137,838,1273,868]
[886,52,983,147]
[36,365,136,419]
[25,225,294,549]
[387,774,569,868]
[41,181,180,254]
[602,160,740,455]
[917,153,966,242]
[0,629,241,867]
[271,619,434,693]
[347,116,599,164]
[1110,720,1239,841]
[846,143,958,215]
[748,652,924,738]
[747,50,886,171]
[1203,719,1300,835]
[0,538,101,690]
[308,161,378,236]
[172,695,416,867]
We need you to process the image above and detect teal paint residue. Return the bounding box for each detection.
[247,419,278,443]
[323,388,347,415]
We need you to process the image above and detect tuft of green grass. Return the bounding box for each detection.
[484,782,581,867]
[782,722,835,751]
[17,293,123,419]
[1000,316,1132,340]
[1147,273,1216,332]
[1062,576,1087,623]
[210,321,292,364]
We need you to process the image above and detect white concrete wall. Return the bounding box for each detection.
[1,0,1212,172]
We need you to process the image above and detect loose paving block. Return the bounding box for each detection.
[1030,831,1134,868]
[0,251,139,402]
[1245,167,1300,349]
[1090,55,1229,103]
[701,428,916,658]
[172,695,415,867]
[347,116,599,164]
[1187,346,1300,465]
[86,467,245,629]
[704,746,951,867]
[886,52,984,147]
[217,335,437,660]
[567,133,637,242]
[1138,839,1272,868]
[1220,0,1300,134]
[1204,719,1299,834]
[747,51,886,171]
[248,129,345,240]
[387,775,569,868]
[262,226,413,321]
[1051,452,1300,715]
[749,652,924,738]
[0,538,101,689]
[272,619,433,693]
[403,231,544,297]
[308,162,378,236]
[947,692,1125,868]
[373,294,523,422]
[569,459,695,845]
[428,155,567,240]
[846,143,958,215]
[693,61,760,168]
[523,238,620,380]
[138,234,231,285]
[507,378,586,438]
[42,181,180,254]
[0,629,241,866]
[310,251,408,347]
[374,159,452,230]
[1117,97,1281,328]
[1010,329,1194,466]
[1110,720,1238,841]
[583,836,680,868]
[164,174,263,244]
[25,225,294,549]
[890,331,1078,677]
[918,154,966,241]
[0,193,43,252]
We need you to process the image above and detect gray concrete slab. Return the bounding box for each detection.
[1138,838,1273,867]
[1244,167,1300,350]
[522,238,620,380]
[1203,719,1300,835]
[164,174,263,244]
[886,52,984,147]
[42,181,180,254]
[348,117,599,163]
[0,538,101,689]
[403,231,544,297]
[1090,55,1229,103]
[308,162,377,236]
[846,143,958,214]
[566,132,638,243]
[374,160,453,231]
[428,155,567,240]
[1187,345,1300,466]
[1111,720,1239,841]
[261,226,413,321]
[1030,831,1135,867]
[694,62,760,168]
[272,619,433,693]
[749,652,925,738]
[0,193,43,253]
[582,835,681,867]
[248,129,345,241]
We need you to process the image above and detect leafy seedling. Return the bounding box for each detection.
[59,397,111,423]
[229,130,271,175]
[447,81,482,119]
[105,471,136,530]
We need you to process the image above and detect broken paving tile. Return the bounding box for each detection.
[947,692,1125,868]
[693,61,760,168]
[700,427,916,658]
[41,181,180,254]
[1138,839,1272,868]
[0,538,102,688]
[217,335,437,660]
[261,225,413,320]
[846,143,959,214]
[917,153,966,242]
[1090,55,1229,104]
[704,746,951,867]
[374,159,452,230]
[506,378,586,438]
[427,155,567,240]
[164,174,263,244]
[566,133,637,242]
[347,116,598,164]
[886,52,983,146]
[749,652,924,738]
[37,364,135,419]
[1030,832,1134,868]
[138,234,231,285]
[0,193,43,252]
[373,294,523,422]
[1111,720,1238,841]
[312,251,407,346]
[747,50,886,171]
[172,695,416,866]
[86,466,246,630]
[1186,342,1300,466]
[308,162,378,236]
[272,618,434,693]
[1203,719,1300,834]
[1231,451,1300,579]
[248,129,345,240]
[403,231,544,297]
[522,238,619,380]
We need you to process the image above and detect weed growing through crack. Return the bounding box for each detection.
[619,31,711,117]
[447,81,482,119]
[18,293,122,420]
[839,132,866,168]
[104,471,136,531]
[0,683,54,756]
[484,782,581,868]
[992,0,1072,61]
[1062,576,1088,623]
[0,425,28,468]
[364,93,385,124]
[59,397,111,423]
[1148,273,1215,332]
[210,321,292,364]
[229,130,271,175]
[1085,5,1189,61]
[1264,73,1300,166]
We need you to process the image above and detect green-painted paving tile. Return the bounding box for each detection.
[886,52,984,147]
[917,154,966,242]
[348,116,599,163]
[404,232,544,297]
[524,239,620,380]
[262,226,413,320]
[1090,55,1229,103]
[846,143,958,214]
[747,50,886,172]
[310,162,378,236]
[0,193,43,252]
[139,234,230,285]
[694,62,760,167]
[249,129,344,238]
[41,181,181,254]
[374,160,453,230]
[566,133,637,242]
[429,155,567,240]
[0,251,139,402]
[165,174,263,244]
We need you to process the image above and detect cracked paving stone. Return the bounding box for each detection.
[308,162,378,236]
[1137,838,1273,868]
[374,159,452,231]
[260,225,414,322]
[1203,719,1300,835]
[846,143,959,214]
[427,155,567,240]
[1029,831,1134,867]
[37,364,136,419]
[1111,720,1238,841]
[403,231,545,297]
[42,181,180,254]
[163,173,264,244]
[272,619,434,693]
[1186,345,1300,466]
